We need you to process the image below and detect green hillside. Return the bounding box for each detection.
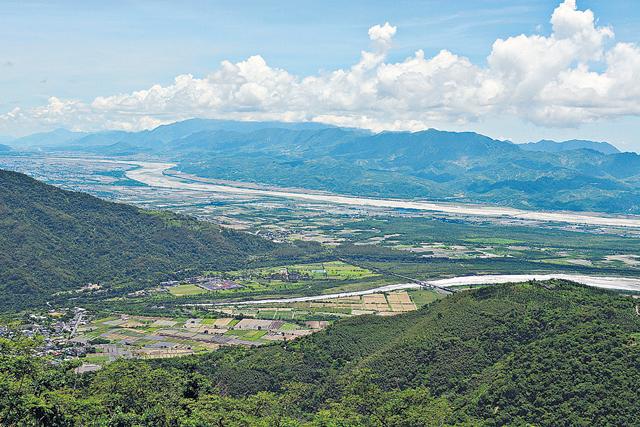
[0,169,278,311]
[3,281,639,425]
[176,280,640,425]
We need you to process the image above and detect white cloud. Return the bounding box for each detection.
[2,0,640,134]
[368,22,397,49]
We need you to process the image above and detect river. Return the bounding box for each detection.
[88,158,640,229]
[185,273,640,306]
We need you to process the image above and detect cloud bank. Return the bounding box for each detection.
[3,0,640,134]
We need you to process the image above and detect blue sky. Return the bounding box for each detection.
[2,0,640,150]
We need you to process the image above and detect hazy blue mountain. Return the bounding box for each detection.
[68,130,131,147]
[167,126,640,213]
[10,128,87,148]
[13,119,640,214]
[0,144,12,152]
[521,139,620,155]
[46,119,339,152]
[148,118,335,137]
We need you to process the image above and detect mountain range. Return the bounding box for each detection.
[2,125,640,425]
[5,119,640,214]
[520,139,620,155]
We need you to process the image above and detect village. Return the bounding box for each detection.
[2,282,435,377]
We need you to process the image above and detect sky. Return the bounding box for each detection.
[2,0,640,150]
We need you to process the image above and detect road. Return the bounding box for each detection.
[184,273,640,307]
[69,312,84,338]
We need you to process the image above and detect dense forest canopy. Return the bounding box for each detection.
[0,169,280,311]
[2,281,639,425]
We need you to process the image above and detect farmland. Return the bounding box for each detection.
[297,291,420,316]
[254,260,377,280]
[156,260,389,303]
[70,288,434,366]
[75,313,318,362]
[215,289,435,321]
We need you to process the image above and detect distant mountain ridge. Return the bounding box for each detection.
[9,119,340,150]
[521,139,620,155]
[7,119,640,214]
[9,128,88,148]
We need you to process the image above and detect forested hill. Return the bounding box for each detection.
[167,280,640,425]
[0,169,277,311]
[3,281,639,425]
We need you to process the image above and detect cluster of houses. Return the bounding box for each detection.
[161,276,243,291]
[6,307,93,360]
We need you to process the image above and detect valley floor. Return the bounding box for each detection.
[118,158,640,229]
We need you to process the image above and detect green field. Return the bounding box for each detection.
[257,261,376,280]
[408,289,445,307]
[147,261,388,307]
[168,284,207,296]
[226,329,268,341]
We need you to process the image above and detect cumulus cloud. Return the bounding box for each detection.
[368,22,397,49]
[2,0,640,134]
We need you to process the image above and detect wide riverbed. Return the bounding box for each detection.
[188,273,640,306]
[106,159,640,229]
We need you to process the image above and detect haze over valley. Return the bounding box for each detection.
[2,1,640,425]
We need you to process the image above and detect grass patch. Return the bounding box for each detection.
[226,329,268,341]
[408,289,444,307]
[168,284,207,297]
[279,322,300,331]
[83,354,110,365]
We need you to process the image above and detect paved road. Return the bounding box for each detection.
[69,312,84,338]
